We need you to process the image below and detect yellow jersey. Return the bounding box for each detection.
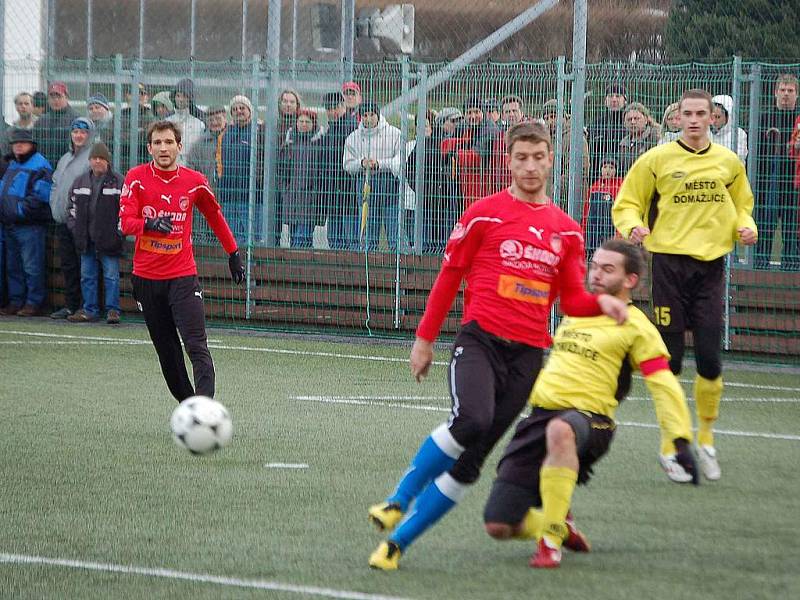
[612,139,757,261]
[532,306,692,442]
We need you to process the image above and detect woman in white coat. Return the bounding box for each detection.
[711,94,748,163]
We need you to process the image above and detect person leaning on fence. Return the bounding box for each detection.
[342,81,362,121]
[218,94,265,244]
[753,73,799,270]
[0,128,53,317]
[120,83,155,167]
[186,105,227,190]
[49,117,96,320]
[540,99,590,202]
[617,102,660,174]
[65,142,124,325]
[407,110,462,253]
[658,102,681,145]
[612,88,758,484]
[588,83,628,179]
[12,92,38,130]
[278,109,321,249]
[32,81,79,167]
[151,91,174,120]
[319,91,359,250]
[440,97,501,209]
[169,79,206,164]
[582,156,623,254]
[343,100,402,251]
[87,93,114,146]
[711,95,748,163]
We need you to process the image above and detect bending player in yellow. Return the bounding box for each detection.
[613,88,757,482]
[483,239,698,569]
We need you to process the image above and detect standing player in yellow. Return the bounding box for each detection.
[482,239,698,569]
[612,89,757,482]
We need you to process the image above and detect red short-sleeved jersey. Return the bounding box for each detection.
[119,162,237,280]
[417,189,596,348]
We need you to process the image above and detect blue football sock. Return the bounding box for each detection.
[387,423,464,511]
[390,473,468,550]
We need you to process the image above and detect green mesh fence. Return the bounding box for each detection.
[8,57,796,358]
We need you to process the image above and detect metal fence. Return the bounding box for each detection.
[4,55,799,357]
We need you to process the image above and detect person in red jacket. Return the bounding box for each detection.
[582,157,623,254]
[367,121,628,571]
[119,120,245,402]
[440,97,504,209]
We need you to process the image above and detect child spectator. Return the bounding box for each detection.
[582,157,623,253]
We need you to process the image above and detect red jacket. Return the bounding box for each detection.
[441,124,505,209]
[789,115,800,189]
[582,176,623,231]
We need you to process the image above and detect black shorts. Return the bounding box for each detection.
[649,253,724,333]
[483,408,615,525]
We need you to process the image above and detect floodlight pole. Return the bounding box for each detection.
[566,0,587,222]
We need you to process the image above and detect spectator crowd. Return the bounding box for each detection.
[1,73,799,319]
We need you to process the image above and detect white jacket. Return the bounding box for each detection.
[343,116,402,177]
[168,109,206,164]
[711,94,748,162]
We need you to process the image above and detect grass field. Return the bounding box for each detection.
[1,318,798,600]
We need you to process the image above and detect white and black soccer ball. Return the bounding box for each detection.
[170,396,233,455]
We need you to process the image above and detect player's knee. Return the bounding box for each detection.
[450,415,492,449]
[484,522,514,540]
[546,419,576,452]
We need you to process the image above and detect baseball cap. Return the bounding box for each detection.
[435,107,462,125]
[48,81,69,97]
[342,81,361,94]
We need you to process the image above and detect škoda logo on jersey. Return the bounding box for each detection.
[142,205,187,222]
[500,239,560,267]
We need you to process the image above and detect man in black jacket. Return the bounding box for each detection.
[66,142,125,324]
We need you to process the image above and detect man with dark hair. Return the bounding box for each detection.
[753,73,799,269]
[483,239,697,569]
[501,94,526,130]
[32,81,79,166]
[588,83,628,178]
[119,120,245,402]
[367,121,628,571]
[320,91,358,249]
[613,88,757,483]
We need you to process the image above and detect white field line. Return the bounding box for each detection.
[2,328,799,393]
[290,396,800,442]
[0,552,412,600]
[264,463,309,469]
[295,394,800,404]
[0,340,144,345]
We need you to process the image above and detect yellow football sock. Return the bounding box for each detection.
[540,466,578,548]
[512,507,544,540]
[660,433,676,455]
[694,375,722,447]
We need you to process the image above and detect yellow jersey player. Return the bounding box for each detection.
[612,88,757,482]
[482,239,698,569]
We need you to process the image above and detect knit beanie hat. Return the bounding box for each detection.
[89,141,111,162]
[87,93,110,110]
[71,116,96,132]
[230,94,253,114]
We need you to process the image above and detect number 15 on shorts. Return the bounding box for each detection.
[653,306,671,327]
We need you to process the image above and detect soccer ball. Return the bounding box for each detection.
[170,396,233,455]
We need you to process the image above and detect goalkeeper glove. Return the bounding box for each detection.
[228,250,245,285]
[673,438,700,485]
[144,216,173,234]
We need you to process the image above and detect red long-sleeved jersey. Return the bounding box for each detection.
[119,162,237,280]
[416,189,601,348]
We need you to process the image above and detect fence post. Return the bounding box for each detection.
[566,0,588,222]
[261,0,282,248]
[413,63,428,256]
[746,63,762,181]
[244,55,261,320]
[394,56,411,329]
[553,56,567,205]
[127,61,142,172]
[112,54,124,174]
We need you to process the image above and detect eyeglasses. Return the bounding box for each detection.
[342,89,359,96]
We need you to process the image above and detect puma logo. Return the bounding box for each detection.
[529,226,544,240]
[194,291,203,299]
[161,194,172,204]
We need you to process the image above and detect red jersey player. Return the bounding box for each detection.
[367,121,628,571]
[119,121,245,402]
